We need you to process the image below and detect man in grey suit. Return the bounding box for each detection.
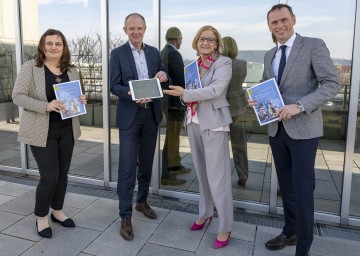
[249,4,341,256]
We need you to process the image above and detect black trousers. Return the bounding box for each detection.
[30,124,74,217]
[269,122,318,256]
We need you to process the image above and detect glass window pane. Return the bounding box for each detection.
[23,0,104,180]
[0,1,21,168]
[109,1,155,183]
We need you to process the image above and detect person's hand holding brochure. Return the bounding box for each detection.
[184,60,202,89]
[53,80,87,120]
[247,78,284,126]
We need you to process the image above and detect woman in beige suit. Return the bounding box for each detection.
[12,29,86,239]
[164,25,233,249]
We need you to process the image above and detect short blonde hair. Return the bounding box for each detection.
[192,25,223,53]
[222,36,238,59]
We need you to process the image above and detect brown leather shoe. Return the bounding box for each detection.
[135,202,157,219]
[168,165,191,175]
[120,219,133,241]
[265,233,297,250]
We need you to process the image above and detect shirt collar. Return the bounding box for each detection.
[166,43,178,51]
[128,41,145,52]
[277,33,297,50]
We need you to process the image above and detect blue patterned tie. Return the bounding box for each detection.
[277,45,287,84]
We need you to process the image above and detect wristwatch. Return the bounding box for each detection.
[296,102,305,112]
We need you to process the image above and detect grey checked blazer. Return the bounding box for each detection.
[12,60,81,147]
[183,55,233,130]
[263,34,340,139]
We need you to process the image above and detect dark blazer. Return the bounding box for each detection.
[226,59,247,118]
[110,42,168,129]
[263,34,340,139]
[161,44,185,110]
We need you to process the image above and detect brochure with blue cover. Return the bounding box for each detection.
[247,78,284,126]
[53,80,87,120]
[184,60,202,90]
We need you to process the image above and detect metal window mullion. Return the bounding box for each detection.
[14,0,27,174]
[340,0,360,224]
[101,0,110,187]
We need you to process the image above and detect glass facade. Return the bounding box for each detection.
[0,0,21,169]
[1,0,359,226]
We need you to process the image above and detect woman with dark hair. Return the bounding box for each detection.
[164,25,233,249]
[12,29,87,238]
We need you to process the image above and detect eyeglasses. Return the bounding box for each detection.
[198,37,217,43]
[45,42,63,47]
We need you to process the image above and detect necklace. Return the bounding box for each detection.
[54,75,62,83]
[45,64,62,83]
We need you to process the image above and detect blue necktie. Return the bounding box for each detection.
[277,45,287,84]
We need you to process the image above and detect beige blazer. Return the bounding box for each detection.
[12,60,81,147]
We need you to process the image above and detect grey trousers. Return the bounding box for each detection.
[187,123,233,233]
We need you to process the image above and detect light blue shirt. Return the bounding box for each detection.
[272,33,297,82]
[129,41,149,80]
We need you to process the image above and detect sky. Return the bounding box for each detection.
[37,0,356,60]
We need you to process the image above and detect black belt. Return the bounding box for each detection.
[137,102,153,108]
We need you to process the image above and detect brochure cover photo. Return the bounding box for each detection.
[53,80,87,120]
[247,78,284,126]
[184,60,202,90]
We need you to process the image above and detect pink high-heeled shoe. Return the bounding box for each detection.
[214,232,231,249]
[190,217,212,231]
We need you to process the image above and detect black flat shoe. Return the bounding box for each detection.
[51,213,75,227]
[36,220,52,238]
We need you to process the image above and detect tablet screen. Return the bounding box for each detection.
[129,78,163,101]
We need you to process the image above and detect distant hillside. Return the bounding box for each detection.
[184,51,351,67]
[238,50,267,64]
[332,58,351,66]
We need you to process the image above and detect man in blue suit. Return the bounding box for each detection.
[250,4,340,256]
[110,13,168,241]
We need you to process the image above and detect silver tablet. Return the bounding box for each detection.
[129,78,163,101]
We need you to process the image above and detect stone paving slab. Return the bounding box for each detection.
[0,182,34,197]
[0,190,35,215]
[149,211,203,252]
[0,210,24,232]
[21,226,101,256]
[0,180,9,187]
[84,219,158,256]
[64,192,99,209]
[73,197,119,231]
[311,235,360,256]
[137,243,195,256]
[0,233,34,256]
[0,194,16,205]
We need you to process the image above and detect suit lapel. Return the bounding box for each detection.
[125,42,138,80]
[33,64,48,101]
[279,34,304,87]
[266,47,277,79]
